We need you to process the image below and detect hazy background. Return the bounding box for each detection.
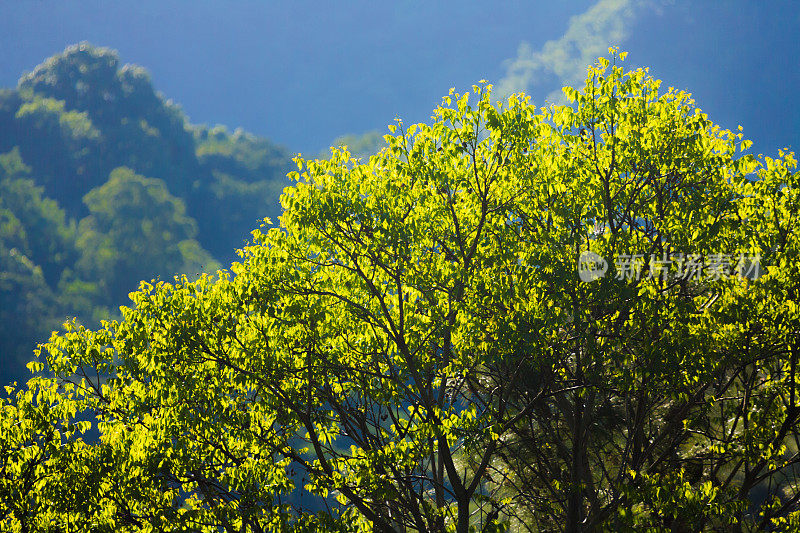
[2,1,798,156]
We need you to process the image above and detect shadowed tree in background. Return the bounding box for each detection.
[0,43,293,384]
[0,149,77,385]
[75,166,219,304]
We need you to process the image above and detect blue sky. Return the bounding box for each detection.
[1,1,798,157]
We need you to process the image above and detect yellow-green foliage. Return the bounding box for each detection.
[3,50,800,532]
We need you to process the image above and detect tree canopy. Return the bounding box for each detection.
[75,166,218,303]
[0,149,77,383]
[4,50,800,531]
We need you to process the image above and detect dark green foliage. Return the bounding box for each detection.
[76,167,218,303]
[0,150,74,384]
[0,247,61,385]
[0,43,292,386]
[0,149,77,287]
[18,43,198,202]
[0,90,23,155]
[192,125,291,260]
[10,96,101,210]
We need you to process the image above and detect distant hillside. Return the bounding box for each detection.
[0,43,293,385]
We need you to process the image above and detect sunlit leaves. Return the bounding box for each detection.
[3,50,800,531]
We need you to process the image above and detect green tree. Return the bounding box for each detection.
[9,42,291,257]
[12,96,101,209]
[18,42,200,201]
[76,167,218,304]
[4,51,800,531]
[0,148,78,287]
[0,244,61,387]
[0,376,92,531]
[0,149,79,384]
[191,125,291,261]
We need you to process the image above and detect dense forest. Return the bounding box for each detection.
[0,43,306,385]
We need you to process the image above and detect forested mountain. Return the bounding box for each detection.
[0,43,293,385]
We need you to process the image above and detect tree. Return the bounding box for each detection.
[12,96,102,209]
[18,42,200,201]
[0,377,92,531]
[75,167,219,304]
[4,50,800,531]
[0,148,78,288]
[192,125,291,261]
[0,149,78,385]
